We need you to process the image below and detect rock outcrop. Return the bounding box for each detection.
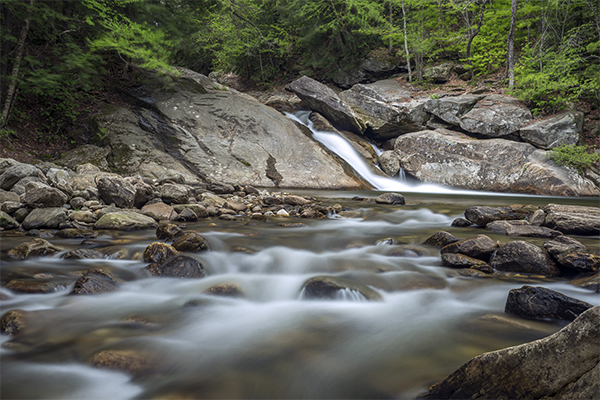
[420,305,600,399]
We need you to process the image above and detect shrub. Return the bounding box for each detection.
[547,144,600,174]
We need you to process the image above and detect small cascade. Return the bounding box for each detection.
[286,111,455,193]
[335,288,368,302]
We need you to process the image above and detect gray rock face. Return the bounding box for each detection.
[459,95,532,137]
[543,204,600,235]
[21,187,69,207]
[489,241,560,276]
[46,168,74,196]
[393,129,600,196]
[56,145,110,171]
[420,306,600,399]
[97,72,363,190]
[505,286,593,321]
[97,176,136,209]
[288,76,366,134]
[519,111,583,149]
[159,183,189,204]
[21,208,68,230]
[424,95,482,125]
[424,64,453,83]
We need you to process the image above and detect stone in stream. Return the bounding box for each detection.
[3,279,67,294]
[300,275,382,301]
[69,269,122,295]
[172,232,209,253]
[7,238,65,259]
[56,229,98,239]
[464,206,530,226]
[542,204,600,235]
[91,349,156,378]
[375,193,405,205]
[543,235,587,259]
[94,211,158,231]
[569,273,600,292]
[156,223,186,241]
[440,235,498,262]
[489,241,560,277]
[485,220,562,238]
[441,253,493,273]
[145,254,206,279]
[62,248,106,260]
[422,231,461,248]
[143,242,179,263]
[21,207,68,230]
[555,252,600,273]
[505,285,593,321]
[450,218,471,227]
[0,309,32,336]
[0,210,19,230]
[419,306,600,400]
[203,283,244,297]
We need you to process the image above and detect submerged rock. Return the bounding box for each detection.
[505,285,593,321]
[203,283,244,297]
[8,238,65,259]
[91,349,156,378]
[300,275,382,301]
[145,255,206,279]
[0,309,32,336]
[420,306,600,399]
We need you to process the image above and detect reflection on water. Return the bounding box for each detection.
[1,193,598,399]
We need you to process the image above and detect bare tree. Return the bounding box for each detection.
[507,0,519,88]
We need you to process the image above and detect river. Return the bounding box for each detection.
[1,114,599,399]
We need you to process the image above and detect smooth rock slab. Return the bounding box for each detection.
[419,306,600,399]
[505,285,593,321]
[94,211,158,231]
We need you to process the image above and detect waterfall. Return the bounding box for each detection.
[286,111,454,193]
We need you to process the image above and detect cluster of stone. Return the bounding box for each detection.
[0,157,350,235]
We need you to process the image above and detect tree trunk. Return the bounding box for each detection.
[465,0,487,63]
[1,0,34,128]
[507,0,518,88]
[389,1,393,54]
[402,1,412,83]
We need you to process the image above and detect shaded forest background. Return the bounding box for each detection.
[1,0,599,162]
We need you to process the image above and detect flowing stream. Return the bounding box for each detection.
[1,117,599,399]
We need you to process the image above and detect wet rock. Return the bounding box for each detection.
[97,176,136,209]
[441,253,493,273]
[451,218,472,227]
[145,255,206,279]
[459,94,532,138]
[156,223,185,241]
[543,204,600,235]
[489,241,560,276]
[569,273,599,292]
[375,193,405,205]
[520,111,583,150]
[0,163,42,190]
[91,349,155,377]
[485,220,562,238]
[288,76,366,134]
[172,232,209,253]
[1,309,31,336]
[160,183,189,204]
[141,202,177,221]
[99,246,130,260]
[299,204,328,219]
[420,306,600,400]
[543,235,587,259]
[143,242,179,264]
[8,238,65,259]
[94,211,158,231]
[283,195,312,206]
[56,229,98,239]
[203,283,244,297]
[300,275,382,301]
[555,252,600,273]
[528,209,545,226]
[3,279,65,294]
[422,233,462,252]
[378,151,400,176]
[21,207,67,230]
[69,269,121,295]
[62,248,106,259]
[505,285,593,321]
[20,187,68,207]
[440,235,498,262]
[176,207,198,222]
[0,210,19,230]
[464,206,530,226]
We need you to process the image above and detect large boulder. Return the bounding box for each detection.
[464,206,530,226]
[97,72,363,190]
[393,129,600,196]
[505,285,593,321]
[424,95,483,125]
[440,235,499,262]
[458,95,532,137]
[423,64,454,83]
[97,176,136,209]
[519,111,583,150]
[542,204,600,235]
[489,241,560,276]
[419,306,600,399]
[20,187,69,207]
[288,76,366,134]
[94,211,158,231]
[21,207,68,230]
[0,163,43,190]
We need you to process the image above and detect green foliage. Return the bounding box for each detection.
[548,144,600,174]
